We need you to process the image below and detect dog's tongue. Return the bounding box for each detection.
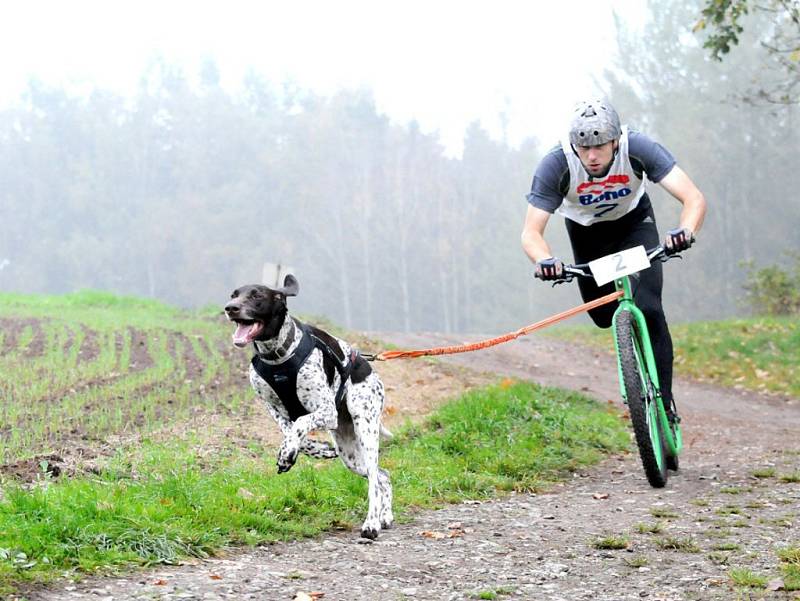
[232,322,263,348]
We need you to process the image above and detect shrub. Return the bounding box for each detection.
[740,252,800,316]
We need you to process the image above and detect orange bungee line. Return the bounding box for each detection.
[368,290,624,361]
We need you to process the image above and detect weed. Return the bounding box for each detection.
[720,486,744,495]
[623,555,648,568]
[655,536,700,553]
[712,542,740,551]
[649,507,679,519]
[728,568,767,589]
[751,467,776,479]
[707,552,730,565]
[592,535,630,550]
[634,522,664,534]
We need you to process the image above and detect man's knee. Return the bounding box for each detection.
[588,306,615,329]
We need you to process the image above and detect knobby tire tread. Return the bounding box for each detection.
[616,310,668,488]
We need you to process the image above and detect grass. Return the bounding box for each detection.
[592,535,630,550]
[473,587,514,599]
[728,568,767,589]
[778,546,800,591]
[623,555,648,568]
[550,315,800,398]
[654,536,701,553]
[634,522,664,534]
[0,380,629,594]
[649,507,679,519]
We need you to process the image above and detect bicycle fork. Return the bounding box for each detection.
[611,276,682,457]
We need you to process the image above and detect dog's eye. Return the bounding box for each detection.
[231,290,239,299]
[248,290,259,299]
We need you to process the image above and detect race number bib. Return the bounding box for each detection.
[588,246,650,286]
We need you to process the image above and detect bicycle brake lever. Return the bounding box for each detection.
[550,275,573,287]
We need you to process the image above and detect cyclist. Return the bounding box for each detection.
[521,99,707,420]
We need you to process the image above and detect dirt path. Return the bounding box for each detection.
[32,333,800,601]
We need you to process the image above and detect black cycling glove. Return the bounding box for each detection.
[535,257,564,281]
[664,228,695,255]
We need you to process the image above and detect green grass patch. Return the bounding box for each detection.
[728,568,767,589]
[715,504,743,516]
[751,467,776,479]
[634,522,664,534]
[649,507,679,519]
[623,555,648,568]
[712,542,741,551]
[654,536,700,553]
[473,587,514,600]
[779,546,800,591]
[779,472,800,483]
[720,486,747,495]
[550,316,800,398]
[592,535,631,550]
[0,381,628,593]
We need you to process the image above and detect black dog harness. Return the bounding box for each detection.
[251,322,362,422]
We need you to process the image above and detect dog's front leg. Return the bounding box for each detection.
[277,402,337,472]
[277,365,338,473]
[263,399,294,438]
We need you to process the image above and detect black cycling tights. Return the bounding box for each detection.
[565,201,674,404]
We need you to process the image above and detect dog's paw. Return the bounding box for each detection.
[360,517,381,540]
[276,441,299,473]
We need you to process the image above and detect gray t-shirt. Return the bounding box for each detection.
[526,130,676,214]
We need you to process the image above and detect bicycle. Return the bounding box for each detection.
[538,245,683,488]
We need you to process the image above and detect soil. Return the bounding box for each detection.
[18,331,800,601]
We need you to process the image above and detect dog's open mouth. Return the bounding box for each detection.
[231,320,264,348]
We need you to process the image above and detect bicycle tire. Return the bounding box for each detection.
[616,310,668,488]
[664,411,680,472]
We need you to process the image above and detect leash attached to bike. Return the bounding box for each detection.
[362,289,623,362]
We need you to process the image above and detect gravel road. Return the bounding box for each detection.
[29,333,800,601]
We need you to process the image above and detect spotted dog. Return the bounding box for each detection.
[224,275,393,539]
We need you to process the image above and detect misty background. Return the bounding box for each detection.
[0,0,797,333]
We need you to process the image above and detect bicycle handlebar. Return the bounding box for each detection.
[537,246,676,284]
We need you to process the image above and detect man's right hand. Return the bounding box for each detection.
[535,257,564,281]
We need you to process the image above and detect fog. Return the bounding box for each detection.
[0,0,797,333]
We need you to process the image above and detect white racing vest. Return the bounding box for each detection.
[557,125,646,226]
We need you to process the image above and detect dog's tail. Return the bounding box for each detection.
[380,423,393,439]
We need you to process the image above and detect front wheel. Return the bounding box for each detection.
[616,310,668,488]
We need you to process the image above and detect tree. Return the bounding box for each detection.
[607,0,800,320]
[694,0,800,103]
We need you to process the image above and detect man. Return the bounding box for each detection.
[521,99,707,419]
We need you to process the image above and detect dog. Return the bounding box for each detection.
[224,275,393,539]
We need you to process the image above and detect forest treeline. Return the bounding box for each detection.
[0,0,797,332]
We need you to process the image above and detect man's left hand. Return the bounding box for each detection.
[664,227,694,255]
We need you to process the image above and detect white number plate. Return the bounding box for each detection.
[588,246,650,286]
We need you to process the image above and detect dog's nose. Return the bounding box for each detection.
[224,302,240,315]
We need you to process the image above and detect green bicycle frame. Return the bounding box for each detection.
[610,275,682,458]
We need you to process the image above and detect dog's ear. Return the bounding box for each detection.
[278,274,299,297]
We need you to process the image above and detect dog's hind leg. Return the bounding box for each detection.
[333,419,386,539]
[300,438,338,459]
[377,467,393,529]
